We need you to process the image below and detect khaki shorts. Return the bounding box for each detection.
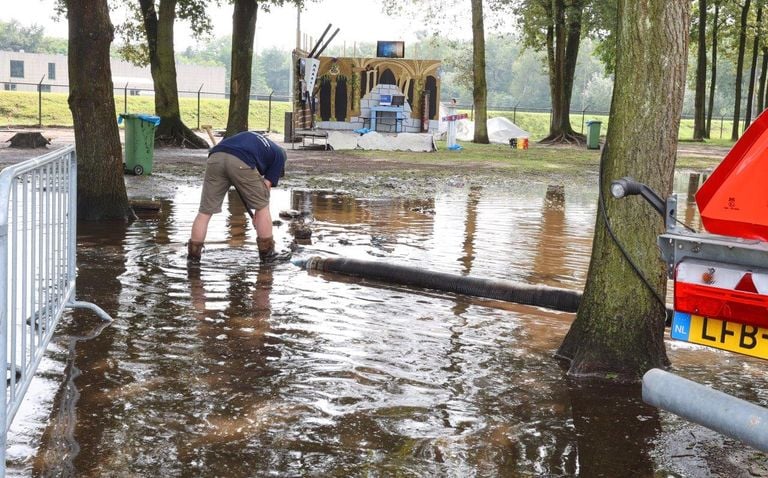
[198,152,270,214]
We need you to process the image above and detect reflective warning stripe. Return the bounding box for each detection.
[676,259,768,294]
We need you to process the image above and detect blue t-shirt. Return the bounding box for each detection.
[209,131,286,186]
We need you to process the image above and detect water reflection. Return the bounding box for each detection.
[566,381,661,476]
[10,173,764,476]
[32,221,129,477]
[459,186,481,276]
[183,263,279,474]
[528,185,569,287]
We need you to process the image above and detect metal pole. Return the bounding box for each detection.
[643,369,768,452]
[197,83,204,130]
[38,75,45,127]
[296,6,301,50]
[720,116,724,139]
[581,106,588,135]
[0,160,8,478]
[268,91,274,132]
[124,82,129,114]
[314,28,340,59]
[289,7,301,106]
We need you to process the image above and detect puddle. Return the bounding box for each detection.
[6,172,767,476]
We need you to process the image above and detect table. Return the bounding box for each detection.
[293,129,329,150]
[369,106,405,133]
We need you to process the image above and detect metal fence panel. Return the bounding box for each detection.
[0,146,111,476]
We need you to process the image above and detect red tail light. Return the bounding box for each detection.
[674,259,768,328]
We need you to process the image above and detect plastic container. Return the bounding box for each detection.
[586,120,602,150]
[119,113,160,175]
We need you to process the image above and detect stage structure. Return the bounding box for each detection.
[293,26,442,136]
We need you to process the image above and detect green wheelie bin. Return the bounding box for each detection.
[586,120,602,150]
[119,113,161,175]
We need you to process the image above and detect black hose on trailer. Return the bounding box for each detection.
[294,256,582,313]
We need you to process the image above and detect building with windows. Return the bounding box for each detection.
[0,50,226,96]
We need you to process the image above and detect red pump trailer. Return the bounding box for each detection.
[661,109,768,359]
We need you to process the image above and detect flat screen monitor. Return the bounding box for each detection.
[391,95,405,107]
[379,94,393,106]
[377,41,405,59]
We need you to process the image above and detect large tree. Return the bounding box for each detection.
[732,0,751,140]
[382,0,490,143]
[0,20,45,52]
[706,0,721,137]
[759,41,768,113]
[261,47,291,95]
[471,0,490,143]
[745,2,763,129]
[511,0,588,144]
[119,0,212,148]
[693,0,708,140]
[0,20,68,54]
[226,0,309,136]
[66,0,133,221]
[225,0,259,136]
[556,0,690,382]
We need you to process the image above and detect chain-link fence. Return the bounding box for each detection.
[0,81,744,140]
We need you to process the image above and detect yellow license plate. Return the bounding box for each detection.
[671,311,768,360]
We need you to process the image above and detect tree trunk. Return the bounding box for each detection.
[706,1,720,138]
[225,0,258,137]
[693,0,707,140]
[732,0,751,141]
[556,0,690,383]
[471,0,489,144]
[745,3,762,130]
[541,0,585,145]
[139,0,209,148]
[66,0,134,221]
[758,47,768,112]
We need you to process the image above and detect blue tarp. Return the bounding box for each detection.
[118,114,161,126]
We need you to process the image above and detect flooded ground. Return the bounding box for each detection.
[1,143,767,476]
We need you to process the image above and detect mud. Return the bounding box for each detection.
[0,127,762,477]
[0,127,727,201]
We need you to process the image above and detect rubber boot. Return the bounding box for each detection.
[257,236,291,264]
[187,240,204,263]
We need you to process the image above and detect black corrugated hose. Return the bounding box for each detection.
[295,256,581,313]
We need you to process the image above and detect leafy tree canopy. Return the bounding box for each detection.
[0,20,67,54]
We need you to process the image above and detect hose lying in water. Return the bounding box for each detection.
[293,256,581,313]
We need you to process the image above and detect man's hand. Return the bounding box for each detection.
[263,178,272,189]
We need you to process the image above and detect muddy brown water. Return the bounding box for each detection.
[4,169,767,477]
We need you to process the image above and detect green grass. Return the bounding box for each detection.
[0,90,725,175]
[356,140,598,172]
[487,110,737,143]
[0,91,291,132]
[0,90,739,147]
[352,139,722,174]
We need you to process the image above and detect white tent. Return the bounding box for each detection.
[455,117,530,144]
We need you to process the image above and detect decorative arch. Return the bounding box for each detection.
[378,69,396,85]
[334,76,348,121]
[424,75,438,119]
[319,76,332,122]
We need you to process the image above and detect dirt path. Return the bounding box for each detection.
[0,127,730,195]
